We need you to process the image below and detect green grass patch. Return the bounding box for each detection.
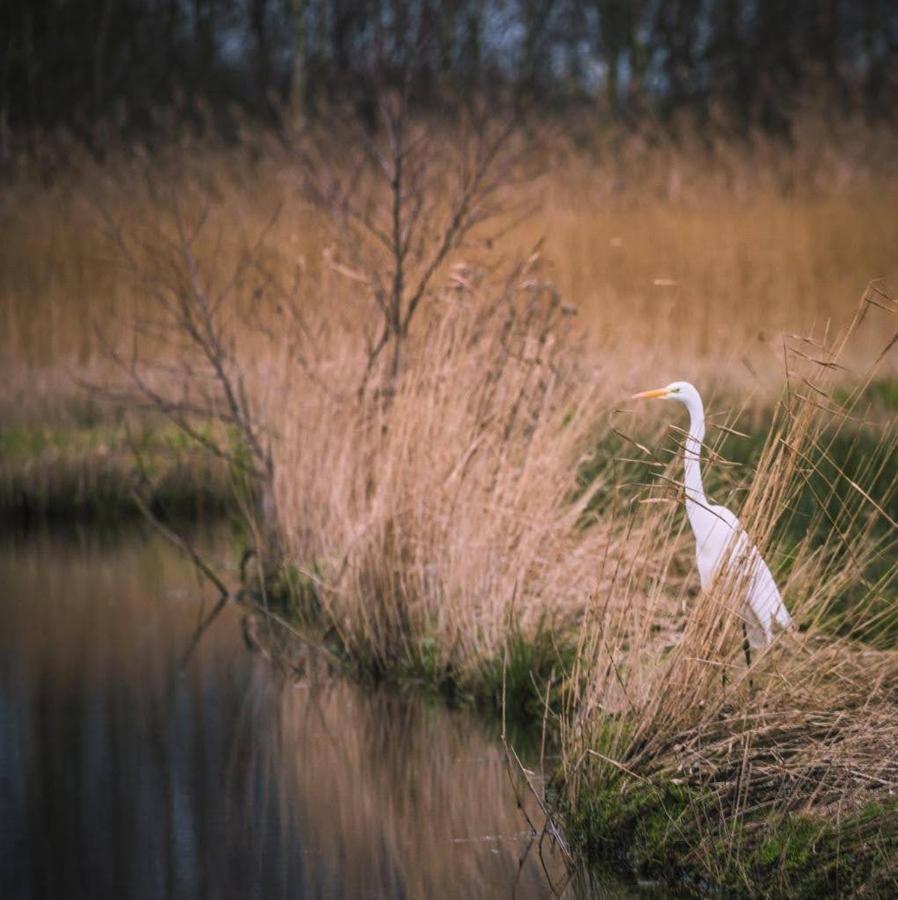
[0,421,233,527]
[256,564,576,733]
[562,775,898,897]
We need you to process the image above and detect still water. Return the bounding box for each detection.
[0,527,640,899]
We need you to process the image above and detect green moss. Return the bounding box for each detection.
[564,774,898,898]
[756,815,821,870]
[567,779,697,876]
[738,807,898,897]
[479,621,575,718]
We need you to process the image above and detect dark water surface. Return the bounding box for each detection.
[0,527,640,899]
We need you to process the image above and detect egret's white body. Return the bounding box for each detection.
[633,381,792,651]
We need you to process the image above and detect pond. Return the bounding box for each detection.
[0,526,645,899]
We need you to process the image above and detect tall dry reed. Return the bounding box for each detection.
[558,291,898,892]
[262,269,617,685]
[3,121,897,406]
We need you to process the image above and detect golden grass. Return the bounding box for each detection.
[532,190,897,362]
[2,125,896,391]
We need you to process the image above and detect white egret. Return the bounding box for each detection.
[632,382,792,660]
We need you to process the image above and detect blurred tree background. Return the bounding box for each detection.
[2,0,896,160]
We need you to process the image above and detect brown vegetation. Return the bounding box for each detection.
[3,118,898,891]
[3,121,897,387]
[559,306,898,892]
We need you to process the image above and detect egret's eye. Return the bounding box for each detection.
[670,387,680,394]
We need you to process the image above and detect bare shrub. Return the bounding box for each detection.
[291,92,525,393]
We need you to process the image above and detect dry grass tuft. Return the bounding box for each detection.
[264,270,615,683]
[559,294,898,892]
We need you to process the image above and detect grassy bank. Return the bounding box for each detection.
[555,345,898,895]
[0,413,232,527]
[257,292,897,897]
[566,781,898,896]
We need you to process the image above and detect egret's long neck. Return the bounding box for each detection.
[682,396,708,518]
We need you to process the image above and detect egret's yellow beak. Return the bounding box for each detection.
[631,387,669,400]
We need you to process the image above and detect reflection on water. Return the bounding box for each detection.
[0,527,636,899]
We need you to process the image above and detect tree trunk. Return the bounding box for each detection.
[92,0,115,114]
[287,0,308,113]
